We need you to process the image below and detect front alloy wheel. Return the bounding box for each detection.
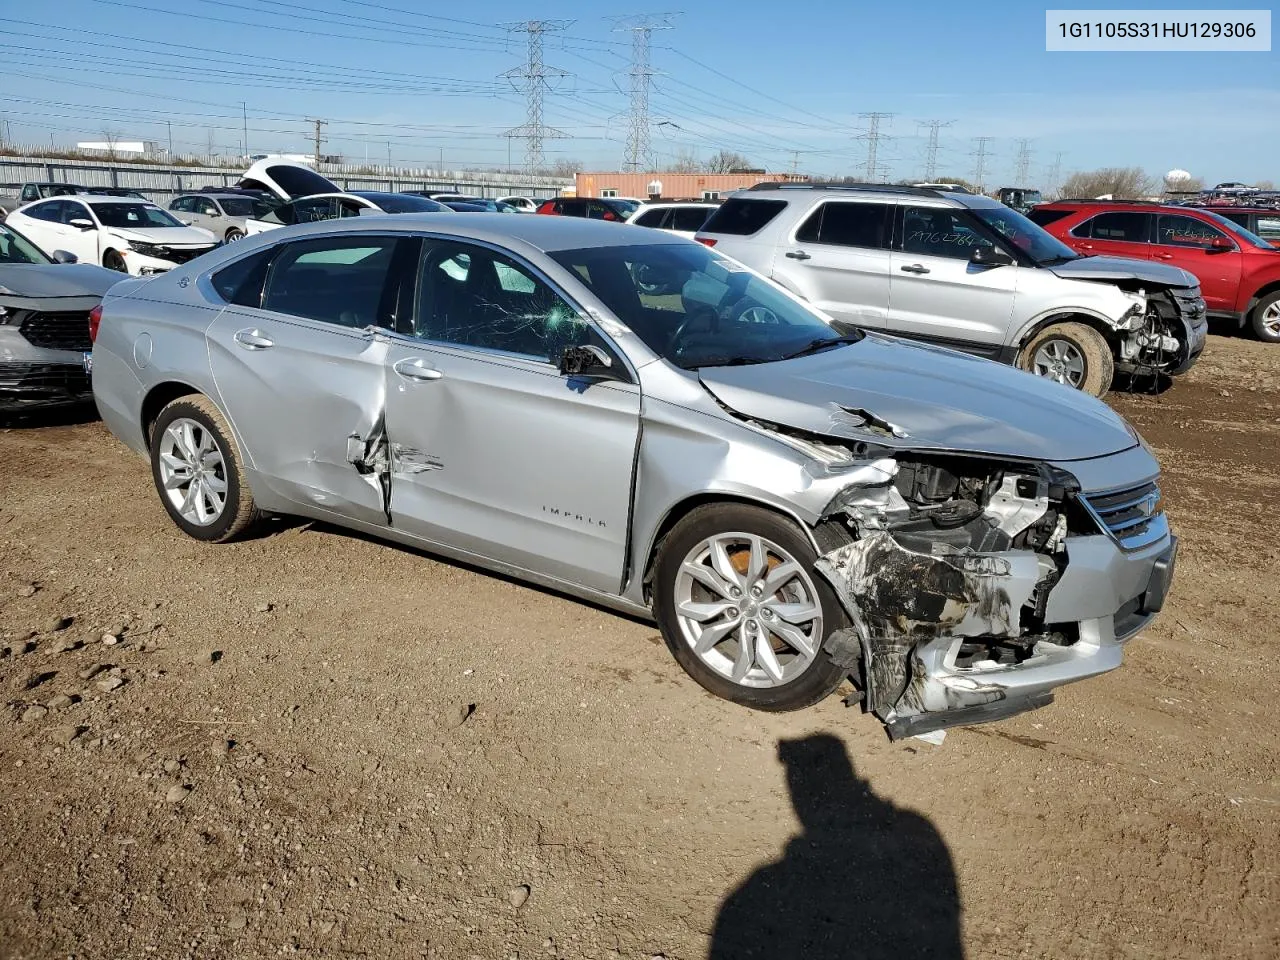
[1031,339,1085,387]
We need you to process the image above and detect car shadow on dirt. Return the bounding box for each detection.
[709,734,964,960]
[0,401,99,430]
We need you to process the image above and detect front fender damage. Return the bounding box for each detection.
[808,452,1076,736]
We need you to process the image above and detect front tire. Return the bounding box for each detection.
[224,227,245,243]
[652,504,849,712]
[149,395,260,542]
[1019,321,1114,396]
[1250,291,1280,343]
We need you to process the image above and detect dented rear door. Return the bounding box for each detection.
[206,233,403,526]
[380,237,641,593]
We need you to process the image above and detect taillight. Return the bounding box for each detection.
[695,237,717,247]
[89,304,103,343]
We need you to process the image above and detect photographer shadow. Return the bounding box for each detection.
[709,734,964,960]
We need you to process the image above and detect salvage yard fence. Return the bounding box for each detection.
[0,151,573,203]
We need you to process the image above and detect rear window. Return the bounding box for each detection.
[1026,208,1074,227]
[700,199,787,236]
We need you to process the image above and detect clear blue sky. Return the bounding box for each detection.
[1,0,1275,185]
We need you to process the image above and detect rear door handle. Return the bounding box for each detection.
[785,250,812,260]
[233,328,274,350]
[899,263,930,274]
[393,357,444,382]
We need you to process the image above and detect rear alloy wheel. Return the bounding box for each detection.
[103,249,127,272]
[652,504,848,711]
[1250,292,1280,344]
[150,395,260,542]
[224,227,245,243]
[1019,321,1114,396]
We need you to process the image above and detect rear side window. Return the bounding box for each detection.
[634,208,668,228]
[212,249,275,307]
[671,206,714,232]
[24,200,63,222]
[795,202,891,249]
[1026,208,1073,227]
[700,199,787,236]
[261,237,400,328]
[1073,212,1150,243]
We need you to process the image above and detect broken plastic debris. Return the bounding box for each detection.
[911,729,947,746]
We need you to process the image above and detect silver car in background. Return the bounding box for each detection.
[169,192,280,244]
[91,215,1177,738]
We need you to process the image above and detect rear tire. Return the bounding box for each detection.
[1019,321,1114,397]
[652,503,849,712]
[149,395,260,543]
[103,249,127,272]
[1250,291,1280,343]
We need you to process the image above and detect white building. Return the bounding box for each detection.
[76,140,160,155]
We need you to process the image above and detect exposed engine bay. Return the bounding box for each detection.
[811,452,1088,732]
[1107,285,1205,377]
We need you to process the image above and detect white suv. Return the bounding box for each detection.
[696,184,1208,396]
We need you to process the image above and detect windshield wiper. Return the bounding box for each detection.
[692,355,771,368]
[779,335,862,361]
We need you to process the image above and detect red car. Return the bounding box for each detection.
[535,196,639,221]
[1030,200,1280,342]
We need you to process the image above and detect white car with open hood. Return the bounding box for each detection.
[5,196,217,276]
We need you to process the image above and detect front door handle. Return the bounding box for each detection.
[393,357,444,382]
[233,328,274,350]
[785,249,812,260]
[1154,253,1175,260]
[899,263,930,274]
[1078,242,1094,251]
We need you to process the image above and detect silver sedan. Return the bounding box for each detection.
[91,215,1177,738]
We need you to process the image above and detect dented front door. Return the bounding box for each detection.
[379,237,641,593]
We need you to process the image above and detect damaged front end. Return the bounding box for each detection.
[1110,285,1208,378]
[812,452,1126,739]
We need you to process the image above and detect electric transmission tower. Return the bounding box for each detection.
[918,119,953,181]
[1014,137,1033,185]
[612,14,675,171]
[501,20,572,173]
[971,136,993,192]
[856,112,894,182]
[1047,150,1064,196]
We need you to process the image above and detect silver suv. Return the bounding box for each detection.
[696,184,1208,396]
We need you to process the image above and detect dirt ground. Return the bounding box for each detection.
[1,333,1278,960]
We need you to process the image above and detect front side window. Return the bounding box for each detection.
[170,197,192,213]
[899,206,995,259]
[1155,214,1231,249]
[1076,211,1150,243]
[969,205,1080,263]
[413,240,590,360]
[795,202,891,249]
[20,185,38,202]
[62,201,94,225]
[92,203,184,229]
[0,223,52,264]
[196,199,218,216]
[290,198,338,224]
[261,237,399,328]
[550,242,853,369]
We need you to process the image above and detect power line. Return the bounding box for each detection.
[918,119,953,181]
[1014,138,1033,185]
[856,113,894,182]
[612,14,675,171]
[971,136,993,192]
[502,20,572,172]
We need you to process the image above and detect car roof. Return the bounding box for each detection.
[225,211,687,254]
[734,183,1003,208]
[60,195,160,206]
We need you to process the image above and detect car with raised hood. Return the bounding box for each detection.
[0,220,117,411]
[91,215,1177,739]
[243,191,450,236]
[5,196,217,276]
[169,191,280,243]
[696,183,1208,396]
[1030,199,1280,342]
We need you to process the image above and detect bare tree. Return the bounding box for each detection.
[539,158,581,179]
[1059,167,1154,199]
[664,149,702,173]
[100,128,121,161]
[705,149,753,173]
[1255,179,1275,190]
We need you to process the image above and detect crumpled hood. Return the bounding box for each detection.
[111,226,216,247]
[1049,255,1196,288]
[0,263,118,298]
[698,334,1138,462]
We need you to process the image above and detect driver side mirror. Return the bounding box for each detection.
[51,249,78,264]
[559,344,617,379]
[970,245,1013,267]
[68,218,96,231]
[1208,236,1234,252]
